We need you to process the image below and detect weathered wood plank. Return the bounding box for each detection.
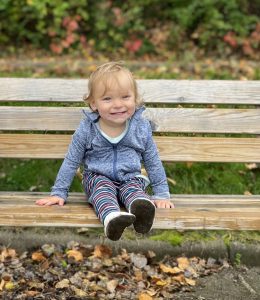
[1,134,260,162]
[0,205,259,229]
[1,106,260,134]
[0,78,259,104]
[0,192,260,207]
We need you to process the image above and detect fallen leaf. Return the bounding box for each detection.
[0,279,5,291]
[67,250,83,262]
[28,281,44,289]
[138,293,153,300]
[93,244,112,259]
[55,279,70,289]
[5,281,15,290]
[39,259,50,271]
[177,257,190,270]
[159,263,182,274]
[172,274,186,285]
[130,253,148,268]
[186,162,194,168]
[25,291,40,297]
[245,163,258,170]
[41,244,56,257]
[244,190,252,196]
[134,269,144,281]
[71,286,88,297]
[32,251,46,262]
[185,278,196,286]
[156,280,168,286]
[0,248,16,262]
[167,177,176,185]
[106,279,118,293]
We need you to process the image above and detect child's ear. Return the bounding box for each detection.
[89,99,97,111]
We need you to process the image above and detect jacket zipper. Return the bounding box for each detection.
[112,144,119,181]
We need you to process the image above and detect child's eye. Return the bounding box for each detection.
[102,97,111,101]
[122,95,130,99]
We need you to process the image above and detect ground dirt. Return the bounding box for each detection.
[174,267,260,300]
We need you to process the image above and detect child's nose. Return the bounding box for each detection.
[113,98,123,107]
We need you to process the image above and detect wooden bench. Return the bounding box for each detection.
[0,78,260,230]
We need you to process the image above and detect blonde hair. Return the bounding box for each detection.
[83,61,143,110]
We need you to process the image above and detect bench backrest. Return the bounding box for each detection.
[1,78,260,163]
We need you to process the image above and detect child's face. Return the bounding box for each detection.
[90,72,136,127]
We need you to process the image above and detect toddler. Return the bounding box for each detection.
[36,61,174,241]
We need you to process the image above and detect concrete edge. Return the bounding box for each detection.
[0,228,259,267]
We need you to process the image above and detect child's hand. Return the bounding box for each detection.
[153,199,174,208]
[35,196,65,206]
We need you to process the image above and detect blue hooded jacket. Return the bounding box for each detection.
[51,107,170,201]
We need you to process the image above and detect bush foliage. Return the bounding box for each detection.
[0,0,259,58]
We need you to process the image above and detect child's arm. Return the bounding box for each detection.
[35,195,65,206]
[36,119,88,205]
[142,122,173,207]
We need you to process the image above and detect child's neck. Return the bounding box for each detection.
[98,119,126,138]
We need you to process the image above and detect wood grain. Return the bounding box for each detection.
[0,78,259,104]
[1,134,260,162]
[0,192,259,229]
[1,106,260,134]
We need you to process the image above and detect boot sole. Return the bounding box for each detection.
[131,199,155,234]
[106,214,136,241]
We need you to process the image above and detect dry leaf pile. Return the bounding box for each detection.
[0,242,229,299]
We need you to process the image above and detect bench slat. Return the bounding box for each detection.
[1,106,260,134]
[1,78,259,104]
[0,193,259,230]
[1,134,260,162]
[1,192,260,207]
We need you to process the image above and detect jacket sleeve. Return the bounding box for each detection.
[142,123,170,199]
[50,119,88,202]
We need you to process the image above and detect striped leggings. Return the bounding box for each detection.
[84,172,151,224]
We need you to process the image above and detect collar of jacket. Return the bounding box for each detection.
[82,106,146,123]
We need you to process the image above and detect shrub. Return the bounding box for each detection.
[0,0,259,58]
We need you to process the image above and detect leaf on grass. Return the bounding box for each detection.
[93,244,112,259]
[31,251,46,262]
[67,250,83,262]
[159,263,182,274]
[245,163,258,170]
[167,178,176,186]
[244,190,252,196]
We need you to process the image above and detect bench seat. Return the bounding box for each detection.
[0,192,260,230]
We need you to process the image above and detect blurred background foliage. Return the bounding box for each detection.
[0,0,259,60]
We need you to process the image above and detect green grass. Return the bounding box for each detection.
[1,159,259,195]
[149,230,260,247]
